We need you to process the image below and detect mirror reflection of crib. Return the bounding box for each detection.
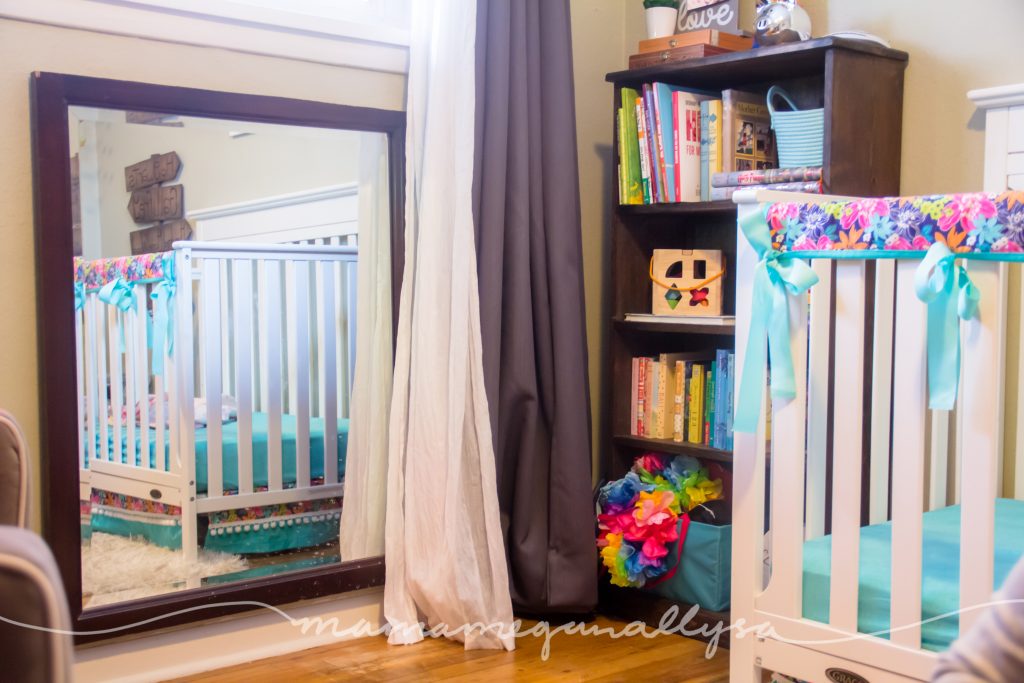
[75,234,356,588]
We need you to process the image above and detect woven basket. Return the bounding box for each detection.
[767,85,824,168]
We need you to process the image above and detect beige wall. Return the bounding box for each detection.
[0,18,404,530]
[570,0,1024,478]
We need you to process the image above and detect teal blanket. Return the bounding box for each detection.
[97,412,349,493]
[802,498,1024,652]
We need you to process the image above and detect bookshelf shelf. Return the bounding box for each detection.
[616,200,735,217]
[613,435,732,463]
[613,317,735,336]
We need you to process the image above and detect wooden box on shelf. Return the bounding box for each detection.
[650,248,724,316]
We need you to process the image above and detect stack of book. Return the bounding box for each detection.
[617,86,778,205]
[630,350,735,450]
[709,165,824,200]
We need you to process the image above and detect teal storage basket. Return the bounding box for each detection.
[644,519,732,612]
[767,85,824,169]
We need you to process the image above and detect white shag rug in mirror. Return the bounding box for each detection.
[82,532,248,607]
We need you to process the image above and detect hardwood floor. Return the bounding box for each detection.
[170,617,730,682]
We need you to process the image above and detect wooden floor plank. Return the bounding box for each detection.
[169,617,728,682]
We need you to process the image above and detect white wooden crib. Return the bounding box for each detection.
[75,240,356,574]
[729,84,1024,683]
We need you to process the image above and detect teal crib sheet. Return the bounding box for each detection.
[95,413,349,493]
[801,498,1024,652]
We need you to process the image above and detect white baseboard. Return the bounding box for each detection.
[74,587,384,683]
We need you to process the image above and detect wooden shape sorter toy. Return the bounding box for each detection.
[649,248,724,316]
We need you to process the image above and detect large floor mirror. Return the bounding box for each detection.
[31,73,404,639]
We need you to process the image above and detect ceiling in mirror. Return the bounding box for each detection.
[68,106,389,609]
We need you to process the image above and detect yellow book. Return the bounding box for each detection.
[673,360,685,442]
[654,360,668,439]
[644,358,658,438]
[688,363,704,444]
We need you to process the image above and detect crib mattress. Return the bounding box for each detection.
[97,412,349,493]
[801,498,1024,652]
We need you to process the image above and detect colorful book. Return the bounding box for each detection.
[706,100,723,199]
[642,84,665,202]
[644,358,659,437]
[630,357,640,436]
[714,349,729,448]
[712,165,823,188]
[700,100,711,202]
[688,363,704,444]
[704,364,715,447]
[616,108,626,203]
[620,88,645,204]
[637,357,647,437]
[673,360,685,443]
[672,89,707,202]
[635,98,653,204]
[726,352,736,450]
[710,180,822,201]
[722,89,777,174]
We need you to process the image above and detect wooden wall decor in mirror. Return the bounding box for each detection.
[30,72,404,641]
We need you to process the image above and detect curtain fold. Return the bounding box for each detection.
[338,135,392,561]
[384,0,515,650]
[473,0,599,614]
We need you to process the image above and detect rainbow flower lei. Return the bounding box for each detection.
[597,453,723,588]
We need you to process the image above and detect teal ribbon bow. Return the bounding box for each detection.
[734,209,820,433]
[914,242,980,410]
[149,260,176,376]
[74,281,85,311]
[98,277,136,352]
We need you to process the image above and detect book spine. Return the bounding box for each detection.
[621,88,645,205]
[714,350,727,448]
[655,360,668,439]
[688,364,703,444]
[726,352,735,450]
[680,97,702,202]
[616,108,627,204]
[673,91,682,203]
[682,361,692,442]
[700,100,711,202]
[630,357,639,436]
[705,365,714,447]
[709,180,823,201]
[711,165,824,188]
[644,84,665,203]
[645,358,658,438]
[709,100,722,185]
[635,99,653,204]
[637,357,647,437]
[673,360,685,443]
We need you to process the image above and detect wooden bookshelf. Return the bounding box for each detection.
[598,37,907,629]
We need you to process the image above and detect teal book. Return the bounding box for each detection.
[700,100,712,202]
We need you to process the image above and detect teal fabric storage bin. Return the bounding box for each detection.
[644,519,732,612]
[767,85,824,169]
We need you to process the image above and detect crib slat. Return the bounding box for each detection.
[889,260,928,649]
[294,260,312,489]
[959,262,1004,633]
[321,262,339,485]
[107,306,122,465]
[806,260,832,540]
[760,262,809,618]
[123,307,135,467]
[929,412,950,510]
[829,261,866,633]
[136,289,150,468]
[285,260,298,415]
[316,242,327,419]
[97,303,110,463]
[869,261,895,524]
[264,260,284,491]
[233,260,254,495]
[221,260,233,398]
[203,259,224,498]
[84,299,98,468]
[76,307,86,472]
[335,238,348,418]
[1018,265,1024,500]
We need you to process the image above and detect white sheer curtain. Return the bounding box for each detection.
[338,134,392,560]
[383,0,514,650]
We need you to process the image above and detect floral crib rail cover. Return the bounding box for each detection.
[736,191,1024,434]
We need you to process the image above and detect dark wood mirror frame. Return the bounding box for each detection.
[30,72,404,643]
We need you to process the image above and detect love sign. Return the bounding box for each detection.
[676,0,741,34]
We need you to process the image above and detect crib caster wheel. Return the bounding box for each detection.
[150,489,162,500]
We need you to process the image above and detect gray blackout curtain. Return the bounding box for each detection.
[472,0,598,614]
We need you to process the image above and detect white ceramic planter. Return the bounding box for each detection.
[645,6,679,39]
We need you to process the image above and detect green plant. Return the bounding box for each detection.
[644,0,680,9]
